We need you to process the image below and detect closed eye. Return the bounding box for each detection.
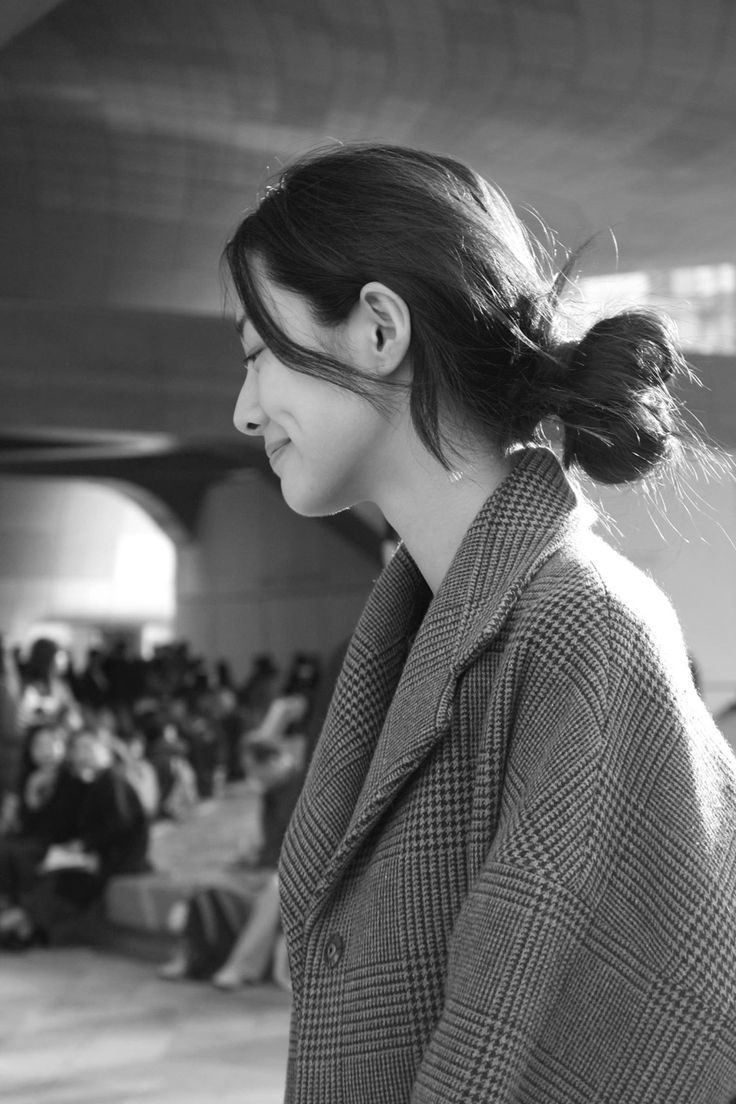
[243,347,264,371]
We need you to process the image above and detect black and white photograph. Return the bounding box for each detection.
[0,2,735,1101]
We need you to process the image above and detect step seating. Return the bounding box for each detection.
[95,784,266,961]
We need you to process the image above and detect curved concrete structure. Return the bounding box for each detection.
[0,0,734,681]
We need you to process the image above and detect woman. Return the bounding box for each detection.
[226,144,736,1103]
[1,638,78,835]
[1,726,149,946]
[0,723,67,939]
[0,635,22,832]
[17,637,79,733]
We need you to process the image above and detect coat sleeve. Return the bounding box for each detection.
[411,583,736,1104]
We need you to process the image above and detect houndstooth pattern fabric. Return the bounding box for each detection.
[279,447,736,1103]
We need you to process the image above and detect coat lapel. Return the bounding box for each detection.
[293,449,585,915]
[283,544,431,913]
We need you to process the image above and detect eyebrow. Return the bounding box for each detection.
[234,316,246,338]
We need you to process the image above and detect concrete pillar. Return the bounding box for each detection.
[176,471,378,681]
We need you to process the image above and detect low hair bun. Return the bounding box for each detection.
[560,310,689,485]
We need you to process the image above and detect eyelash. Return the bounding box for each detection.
[243,348,264,371]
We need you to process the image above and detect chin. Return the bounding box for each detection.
[282,497,349,520]
[279,472,357,518]
[281,482,355,520]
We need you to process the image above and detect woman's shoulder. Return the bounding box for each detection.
[500,528,689,701]
[527,527,680,636]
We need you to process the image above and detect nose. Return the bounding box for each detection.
[233,371,263,436]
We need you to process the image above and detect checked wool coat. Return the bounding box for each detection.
[279,448,736,1103]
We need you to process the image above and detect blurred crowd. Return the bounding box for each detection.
[7,630,732,981]
[0,633,324,952]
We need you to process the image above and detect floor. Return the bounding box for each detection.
[0,946,290,1104]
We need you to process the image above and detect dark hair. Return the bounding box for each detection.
[224,142,697,485]
[25,637,58,684]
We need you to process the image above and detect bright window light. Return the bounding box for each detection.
[113,532,175,619]
[578,263,736,354]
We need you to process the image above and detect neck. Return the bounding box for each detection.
[378,445,513,594]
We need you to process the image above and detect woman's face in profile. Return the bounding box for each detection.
[232,275,393,518]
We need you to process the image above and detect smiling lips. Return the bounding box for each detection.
[266,439,290,466]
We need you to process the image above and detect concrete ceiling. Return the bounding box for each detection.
[0,0,734,545]
[0,0,66,51]
[2,0,736,315]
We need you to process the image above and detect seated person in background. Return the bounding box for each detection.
[17,723,68,833]
[1,638,81,836]
[139,706,199,821]
[241,693,310,855]
[0,723,68,924]
[176,869,285,990]
[108,727,161,821]
[0,726,150,947]
[0,633,23,834]
[158,646,349,992]
[157,693,309,987]
[16,637,81,734]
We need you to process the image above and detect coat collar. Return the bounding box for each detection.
[290,448,588,912]
[360,446,583,681]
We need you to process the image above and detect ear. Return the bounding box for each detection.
[348,282,411,377]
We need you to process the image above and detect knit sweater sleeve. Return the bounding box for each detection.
[412,559,736,1104]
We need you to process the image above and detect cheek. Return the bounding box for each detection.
[265,365,305,412]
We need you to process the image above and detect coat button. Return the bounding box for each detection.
[323,933,344,968]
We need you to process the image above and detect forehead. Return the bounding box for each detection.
[233,253,273,344]
[234,268,321,348]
